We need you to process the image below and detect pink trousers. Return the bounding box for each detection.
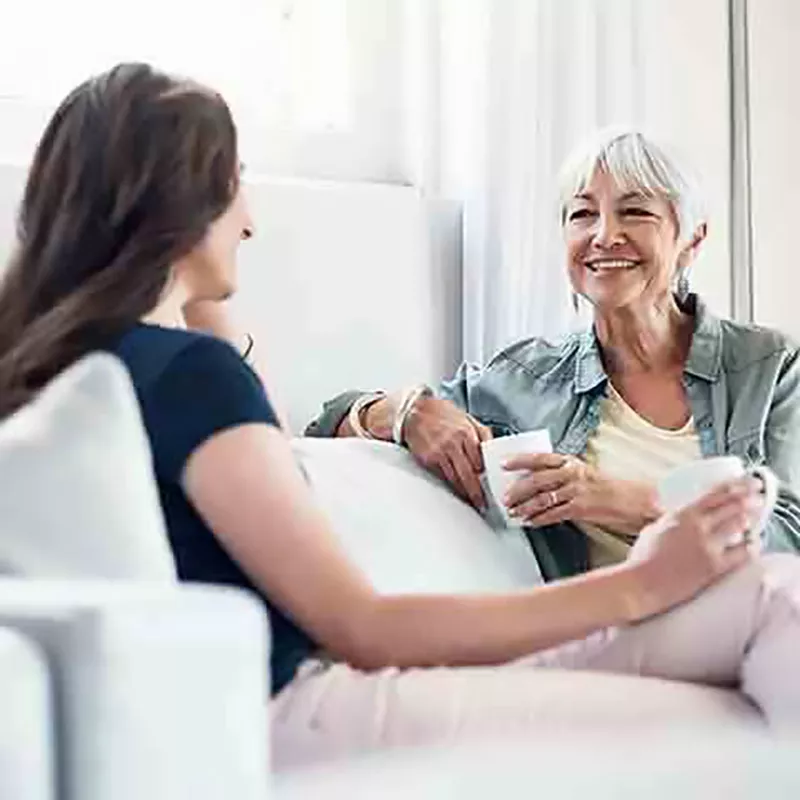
[271,554,800,769]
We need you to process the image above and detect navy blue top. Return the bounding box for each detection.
[112,323,315,695]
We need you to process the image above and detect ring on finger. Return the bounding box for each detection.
[548,489,558,507]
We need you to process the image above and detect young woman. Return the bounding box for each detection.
[0,64,797,768]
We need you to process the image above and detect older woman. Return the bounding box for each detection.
[308,129,800,579]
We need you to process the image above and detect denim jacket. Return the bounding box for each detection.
[306,295,800,579]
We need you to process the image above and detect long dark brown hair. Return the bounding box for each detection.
[0,62,239,416]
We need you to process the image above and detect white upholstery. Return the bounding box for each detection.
[0,627,54,800]
[0,353,175,580]
[0,580,271,800]
[292,437,543,593]
[274,736,800,799]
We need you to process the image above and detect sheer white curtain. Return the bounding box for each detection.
[405,0,646,364]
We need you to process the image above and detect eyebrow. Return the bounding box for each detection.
[571,191,651,203]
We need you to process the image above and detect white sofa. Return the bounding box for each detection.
[0,173,794,797]
[0,351,786,800]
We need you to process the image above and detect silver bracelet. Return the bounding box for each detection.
[347,392,387,439]
[392,384,434,446]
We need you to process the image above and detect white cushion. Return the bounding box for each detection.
[292,438,543,593]
[0,353,176,580]
[274,733,795,800]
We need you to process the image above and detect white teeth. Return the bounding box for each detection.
[587,260,637,269]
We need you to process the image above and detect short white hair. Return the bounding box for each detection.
[558,127,706,242]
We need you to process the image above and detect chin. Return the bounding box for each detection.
[584,290,644,313]
[203,278,236,303]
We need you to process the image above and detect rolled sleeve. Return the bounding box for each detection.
[303,390,369,438]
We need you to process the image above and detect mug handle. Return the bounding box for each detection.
[748,464,779,537]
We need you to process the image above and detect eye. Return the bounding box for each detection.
[621,207,653,218]
[567,208,595,222]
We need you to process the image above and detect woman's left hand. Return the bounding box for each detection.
[502,453,661,533]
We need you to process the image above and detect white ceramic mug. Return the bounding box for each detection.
[481,429,552,525]
[658,456,778,546]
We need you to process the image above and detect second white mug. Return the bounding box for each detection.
[658,455,778,546]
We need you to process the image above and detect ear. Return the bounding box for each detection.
[677,222,708,269]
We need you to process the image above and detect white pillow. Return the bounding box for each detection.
[0,353,176,581]
[292,438,543,594]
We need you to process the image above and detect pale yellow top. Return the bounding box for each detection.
[578,382,702,568]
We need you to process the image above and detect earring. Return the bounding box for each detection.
[676,272,690,301]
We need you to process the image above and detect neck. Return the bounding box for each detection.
[141,286,188,330]
[594,295,691,374]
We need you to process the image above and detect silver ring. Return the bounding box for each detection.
[549,490,558,507]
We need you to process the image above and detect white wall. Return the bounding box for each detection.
[0,164,462,431]
[748,0,800,338]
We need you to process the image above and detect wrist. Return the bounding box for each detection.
[392,384,434,446]
[348,393,388,440]
[604,479,662,534]
[614,560,660,624]
[363,397,394,440]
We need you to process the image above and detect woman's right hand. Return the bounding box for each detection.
[398,397,493,509]
[627,477,764,620]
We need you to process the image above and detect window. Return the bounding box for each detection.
[0,0,406,181]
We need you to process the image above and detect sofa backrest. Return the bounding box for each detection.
[0,164,463,432]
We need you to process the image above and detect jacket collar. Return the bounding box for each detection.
[682,294,724,381]
[573,294,723,394]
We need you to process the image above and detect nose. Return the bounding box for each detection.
[592,211,626,249]
[240,200,256,241]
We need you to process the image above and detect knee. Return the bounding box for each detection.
[759,553,800,594]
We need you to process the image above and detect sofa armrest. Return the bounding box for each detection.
[0,580,271,800]
[0,627,54,800]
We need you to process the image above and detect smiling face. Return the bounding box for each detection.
[563,168,699,313]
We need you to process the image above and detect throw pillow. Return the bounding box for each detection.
[291,438,542,594]
[0,353,176,580]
